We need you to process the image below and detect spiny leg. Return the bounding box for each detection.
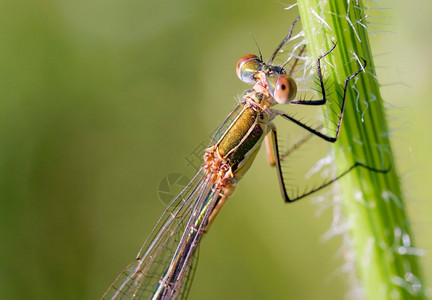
[278,51,367,142]
[285,161,390,203]
[290,42,338,106]
[268,124,389,203]
[268,123,291,201]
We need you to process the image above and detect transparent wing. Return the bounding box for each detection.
[208,104,244,147]
[177,246,199,300]
[102,168,219,299]
[159,183,221,299]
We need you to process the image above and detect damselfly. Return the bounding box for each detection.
[102,17,385,300]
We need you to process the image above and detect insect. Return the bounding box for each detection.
[102,17,385,299]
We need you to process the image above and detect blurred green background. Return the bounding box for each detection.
[0,0,430,299]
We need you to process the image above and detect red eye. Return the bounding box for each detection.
[273,74,297,104]
[236,54,261,84]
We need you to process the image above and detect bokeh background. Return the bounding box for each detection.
[0,0,430,299]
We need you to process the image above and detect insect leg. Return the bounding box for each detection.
[279,53,367,143]
[268,124,389,203]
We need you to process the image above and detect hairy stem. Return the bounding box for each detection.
[297,0,425,299]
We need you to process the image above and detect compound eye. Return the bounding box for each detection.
[236,54,261,84]
[266,73,297,104]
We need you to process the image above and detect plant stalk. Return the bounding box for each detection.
[297,0,425,299]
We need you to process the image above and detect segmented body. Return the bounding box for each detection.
[104,69,280,300]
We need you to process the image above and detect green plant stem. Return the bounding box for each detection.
[297,0,425,299]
